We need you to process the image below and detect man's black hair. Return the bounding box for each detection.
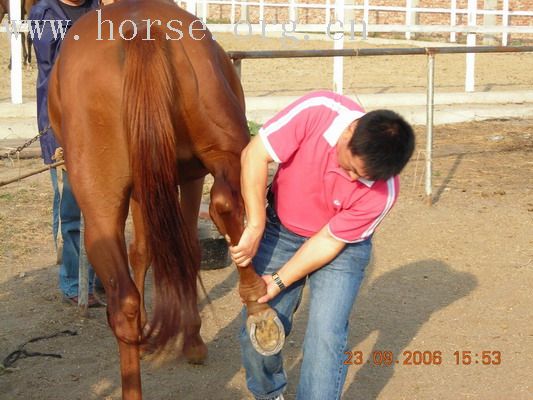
[349,109,415,181]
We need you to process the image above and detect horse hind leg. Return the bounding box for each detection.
[86,212,143,399]
[179,176,208,364]
[129,197,151,331]
[129,179,208,364]
[71,168,142,400]
[86,221,143,400]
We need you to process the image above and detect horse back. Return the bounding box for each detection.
[55,0,249,170]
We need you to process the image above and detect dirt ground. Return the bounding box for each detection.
[1,29,533,400]
[1,32,533,100]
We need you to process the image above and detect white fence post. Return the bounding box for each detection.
[405,0,412,40]
[186,0,196,14]
[363,0,369,27]
[289,0,296,23]
[325,0,331,29]
[242,0,249,22]
[259,0,265,22]
[202,0,208,22]
[344,0,355,27]
[465,0,477,92]
[230,0,235,24]
[502,0,509,46]
[426,52,435,205]
[9,0,23,104]
[483,0,498,45]
[450,0,457,42]
[333,0,344,94]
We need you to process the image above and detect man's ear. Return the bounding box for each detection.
[343,120,358,142]
[349,119,358,133]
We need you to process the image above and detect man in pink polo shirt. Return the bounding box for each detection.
[230,90,415,400]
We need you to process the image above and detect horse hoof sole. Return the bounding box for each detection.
[246,309,285,356]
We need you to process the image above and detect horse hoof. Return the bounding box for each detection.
[183,341,208,365]
[139,343,152,359]
[183,331,208,364]
[246,308,285,356]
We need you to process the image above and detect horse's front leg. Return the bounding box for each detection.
[209,170,285,356]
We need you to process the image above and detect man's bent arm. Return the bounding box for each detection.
[230,135,274,266]
[258,225,346,302]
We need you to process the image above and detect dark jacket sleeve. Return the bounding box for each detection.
[29,5,63,164]
[29,0,100,164]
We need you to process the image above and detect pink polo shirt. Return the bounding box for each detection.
[259,90,399,243]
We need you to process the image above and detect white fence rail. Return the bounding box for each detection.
[178,0,533,43]
[2,0,532,103]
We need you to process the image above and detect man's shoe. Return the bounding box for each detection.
[62,294,105,308]
[93,286,107,306]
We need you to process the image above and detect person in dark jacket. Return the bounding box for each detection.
[29,0,102,306]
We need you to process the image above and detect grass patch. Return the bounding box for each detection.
[247,120,262,136]
[0,193,14,201]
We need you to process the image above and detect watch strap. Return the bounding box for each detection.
[271,272,286,291]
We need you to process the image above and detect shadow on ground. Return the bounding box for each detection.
[0,258,476,399]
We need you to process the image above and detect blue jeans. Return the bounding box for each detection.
[50,168,95,298]
[239,206,372,400]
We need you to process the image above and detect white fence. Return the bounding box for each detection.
[2,0,533,103]
[177,0,533,45]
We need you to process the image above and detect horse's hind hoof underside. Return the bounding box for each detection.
[246,308,285,356]
[183,335,208,365]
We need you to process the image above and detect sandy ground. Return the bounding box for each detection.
[2,32,533,101]
[1,26,533,400]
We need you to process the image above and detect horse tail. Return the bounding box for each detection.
[122,26,199,350]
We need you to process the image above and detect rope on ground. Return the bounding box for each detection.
[0,330,78,375]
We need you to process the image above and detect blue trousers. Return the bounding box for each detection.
[239,206,372,400]
[50,168,95,298]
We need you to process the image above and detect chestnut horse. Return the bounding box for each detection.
[47,0,284,398]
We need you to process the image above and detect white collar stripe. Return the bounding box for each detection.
[361,177,396,239]
[358,177,375,187]
[327,224,369,243]
[323,110,366,146]
[258,128,282,163]
[260,96,362,139]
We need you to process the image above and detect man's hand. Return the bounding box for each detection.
[52,147,63,161]
[229,224,263,267]
[257,274,282,303]
[238,274,282,304]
